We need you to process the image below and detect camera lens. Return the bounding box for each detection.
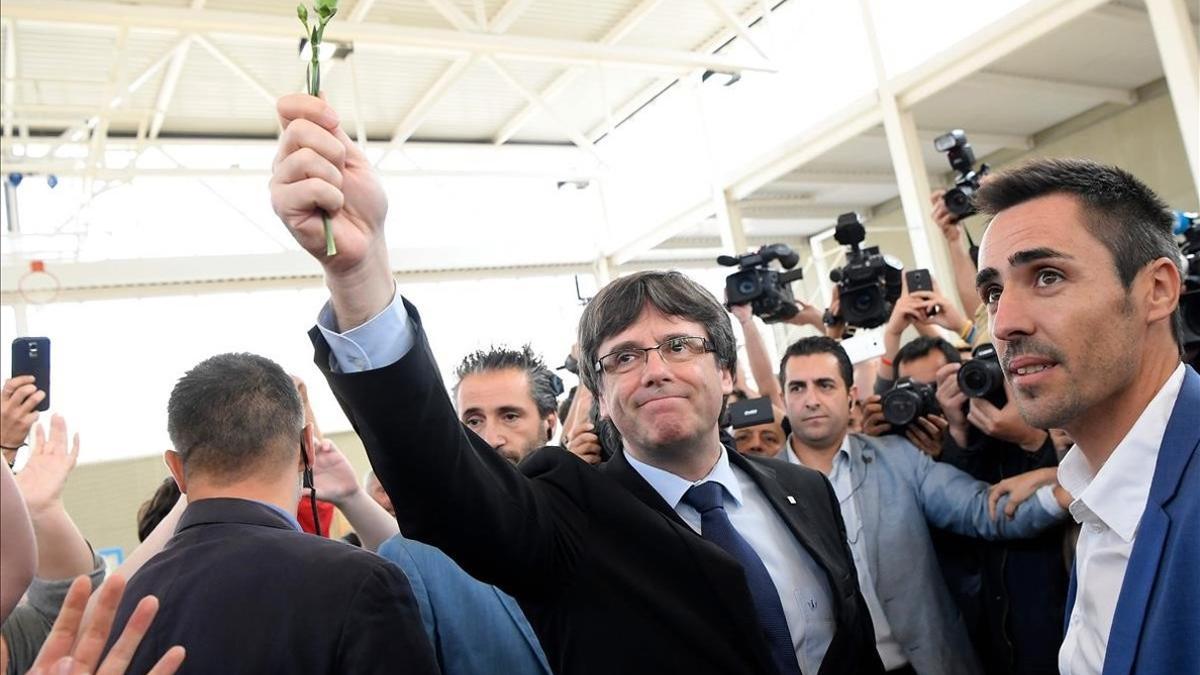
[738,280,756,296]
[960,367,988,396]
[883,390,919,427]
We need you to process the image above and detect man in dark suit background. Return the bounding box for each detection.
[102,352,438,675]
[269,92,883,675]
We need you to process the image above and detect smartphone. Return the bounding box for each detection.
[905,268,940,316]
[11,337,51,411]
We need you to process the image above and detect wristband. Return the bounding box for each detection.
[958,320,975,341]
[880,357,893,368]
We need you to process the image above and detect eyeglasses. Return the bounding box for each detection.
[595,336,715,375]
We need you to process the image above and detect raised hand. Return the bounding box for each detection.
[28,574,185,675]
[1,375,44,453]
[565,423,603,465]
[935,362,970,447]
[306,438,360,507]
[14,414,79,516]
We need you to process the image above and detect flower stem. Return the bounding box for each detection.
[307,47,335,256]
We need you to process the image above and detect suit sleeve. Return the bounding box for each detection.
[336,564,441,675]
[312,301,589,599]
[905,437,1064,539]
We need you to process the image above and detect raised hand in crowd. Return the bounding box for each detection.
[1,375,45,464]
[306,438,399,551]
[14,415,96,581]
[930,189,983,317]
[564,422,603,465]
[728,302,782,408]
[1,461,35,623]
[27,575,184,675]
[783,298,826,331]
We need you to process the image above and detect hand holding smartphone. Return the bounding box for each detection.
[905,269,941,317]
[11,338,50,411]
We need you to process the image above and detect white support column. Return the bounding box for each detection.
[2,20,17,143]
[859,0,957,304]
[13,302,29,338]
[147,0,204,139]
[808,229,833,306]
[725,194,749,254]
[593,255,613,286]
[1145,0,1200,197]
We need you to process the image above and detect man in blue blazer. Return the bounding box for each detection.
[973,157,1199,674]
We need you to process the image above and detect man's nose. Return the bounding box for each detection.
[991,287,1035,344]
[639,349,673,385]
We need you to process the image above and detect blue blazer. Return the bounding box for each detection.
[378,533,552,675]
[1065,365,1200,675]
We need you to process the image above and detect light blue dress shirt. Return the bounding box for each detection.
[782,438,906,669]
[625,448,835,675]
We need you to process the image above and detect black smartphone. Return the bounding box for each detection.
[905,268,940,316]
[11,337,51,411]
[728,396,776,430]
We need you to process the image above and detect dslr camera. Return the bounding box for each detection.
[1177,211,1200,350]
[882,377,941,432]
[719,244,805,323]
[957,343,1008,408]
[827,212,903,329]
[935,129,990,223]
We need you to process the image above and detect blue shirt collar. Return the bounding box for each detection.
[624,444,743,510]
[254,499,303,532]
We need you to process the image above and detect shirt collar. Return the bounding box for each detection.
[254,499,303,532]
[782,434,851,470]
[624,444,743,510]
[1058,363,1186,541]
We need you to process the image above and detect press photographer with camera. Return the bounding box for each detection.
[776,335,1069,675]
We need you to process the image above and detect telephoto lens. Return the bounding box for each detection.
[881,378,940,432]
[957,343,1008,408]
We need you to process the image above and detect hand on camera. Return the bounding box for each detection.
[930,189,959,243]
[729,303,754,325]
[785,299,825,330]
[966,392,1047,452]
[905,415,949,459]
[934,362,970,447]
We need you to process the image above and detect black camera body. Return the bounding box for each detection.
[935,129,990,223]
[882,377,941,432]
[828,213,903,329]
[958,343,1008,409]
[1177,211,1200,350]
[719,244,804,323]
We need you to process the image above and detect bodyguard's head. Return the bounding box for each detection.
[579,271,736,460]
[165,353,307,488]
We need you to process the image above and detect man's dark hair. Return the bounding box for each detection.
[975,157,1184,349]
[778,336,854,391]
[453,345,558,419]
[137,476,181,542]
[578,271,736,394]
[894,336,961,379]
[167,353,303,481]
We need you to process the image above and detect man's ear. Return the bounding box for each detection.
[300,423,316,471]
[848,384,860,408]
[545,413,558,442]
[164,450,187,494]
[1142,256,1183,325]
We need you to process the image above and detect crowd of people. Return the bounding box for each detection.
[0,93,1197,675]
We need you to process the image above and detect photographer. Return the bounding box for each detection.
[862,336,955,458]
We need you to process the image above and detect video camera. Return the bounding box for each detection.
[935,129,990,223]
[826,212,903,329]
[718,244,805,323]
[958,343,1008,409]
[1177,211,1200,350]
[882,377,941,433]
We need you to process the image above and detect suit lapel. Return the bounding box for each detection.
[1103,366,1200,675]
[603,449,778,674]
[730,450,843,596]
[847,436,882,587]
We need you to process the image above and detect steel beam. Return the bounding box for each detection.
[2,0,774,75]
[971,71,1137,105]
[1145,0,1200,196]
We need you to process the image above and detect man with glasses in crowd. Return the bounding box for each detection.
[270,93,883,675]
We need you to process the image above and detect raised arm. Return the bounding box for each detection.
[1,461,36,622]
[306,438,399,551]
[729,304,782,408]
[271,94,586,596]
[13,416,94,581]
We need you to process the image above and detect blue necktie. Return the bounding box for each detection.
[682,481,804,675]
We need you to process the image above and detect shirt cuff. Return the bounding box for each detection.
[316,287,416,373]
[1034,484,1066,516]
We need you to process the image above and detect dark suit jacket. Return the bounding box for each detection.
[104,498,439,675]
[313,301,883,675]
[1065,365,1200,675]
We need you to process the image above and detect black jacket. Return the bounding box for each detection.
[104,498,438,675]
[314,301,883,675]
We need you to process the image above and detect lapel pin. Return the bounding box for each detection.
[787,496,797,504]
